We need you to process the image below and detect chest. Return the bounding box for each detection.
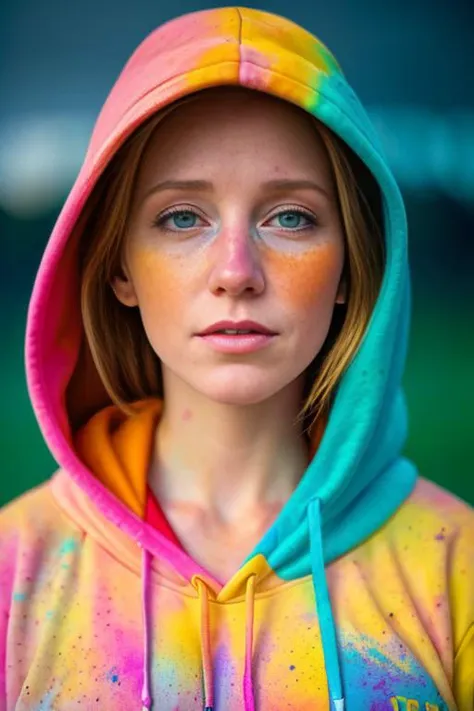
[10,564,452,711]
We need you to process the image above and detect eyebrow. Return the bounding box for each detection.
[142,178,330,202]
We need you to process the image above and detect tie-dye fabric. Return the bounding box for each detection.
[1,7,473,710]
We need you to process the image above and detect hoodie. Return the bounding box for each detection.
[1,6,473,711]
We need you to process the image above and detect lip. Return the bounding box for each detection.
[196,332,276,354]
[197,320,277,336]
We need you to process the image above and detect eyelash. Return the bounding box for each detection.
[152,205,319,233]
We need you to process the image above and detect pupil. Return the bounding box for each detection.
[279,212,300,228]
[174,211,196,228]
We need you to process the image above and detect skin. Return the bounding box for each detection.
[112,88,346,582]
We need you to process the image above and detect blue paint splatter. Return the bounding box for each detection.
[107,667,120,684]
[59,538,78,555]
[289,665,296,671]
[13,592,27,602]
[38,687,56,709]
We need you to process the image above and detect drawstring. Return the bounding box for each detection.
[196,579,214,710]
[308,498,345,711]
[140,546,152,710]
[139,549,257,711]
[139,512,342,711]
[196,575,257,711]
[243,574,256,711]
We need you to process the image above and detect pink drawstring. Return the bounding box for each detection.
[243,574,256,711]
[140,546,152,710]
[196,579,214,710]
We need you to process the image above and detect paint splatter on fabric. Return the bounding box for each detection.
[1,7,473,710]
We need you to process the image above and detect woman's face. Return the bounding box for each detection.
[113,88,346,407]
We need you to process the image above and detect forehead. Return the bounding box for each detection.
[136,88,330,182]
[153,85,314,134]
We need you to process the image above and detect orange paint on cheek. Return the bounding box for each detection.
[265,244,344,310]
[132,248,187,312]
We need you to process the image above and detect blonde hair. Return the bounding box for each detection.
[78,86,384,438]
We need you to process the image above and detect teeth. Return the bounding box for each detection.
[217,329,254,334]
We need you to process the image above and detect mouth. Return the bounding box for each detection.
[195,331,277,353]
[196,320,278,337]
[205,329,269,335]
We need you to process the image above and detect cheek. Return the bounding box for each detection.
[265,244,344,312]
[131,250,186,320]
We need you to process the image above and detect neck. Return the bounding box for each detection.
[148,372,310,524]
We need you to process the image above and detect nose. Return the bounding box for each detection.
[207,226,265,296]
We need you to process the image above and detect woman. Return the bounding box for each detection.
[0,6,472,710]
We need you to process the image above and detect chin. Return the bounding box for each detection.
[189,374,294,407]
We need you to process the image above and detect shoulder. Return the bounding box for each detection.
[394,475,474,539]
[0,474,82,601]
[0,476,64,540]
[374,476,474,574]
[0,471,84,546]
[403,478,474,704]
[352,475,473,626]
[378,476,474,647]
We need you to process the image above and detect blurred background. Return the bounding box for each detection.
[1,0,473,507]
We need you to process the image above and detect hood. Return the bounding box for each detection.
[25,7,418,709]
